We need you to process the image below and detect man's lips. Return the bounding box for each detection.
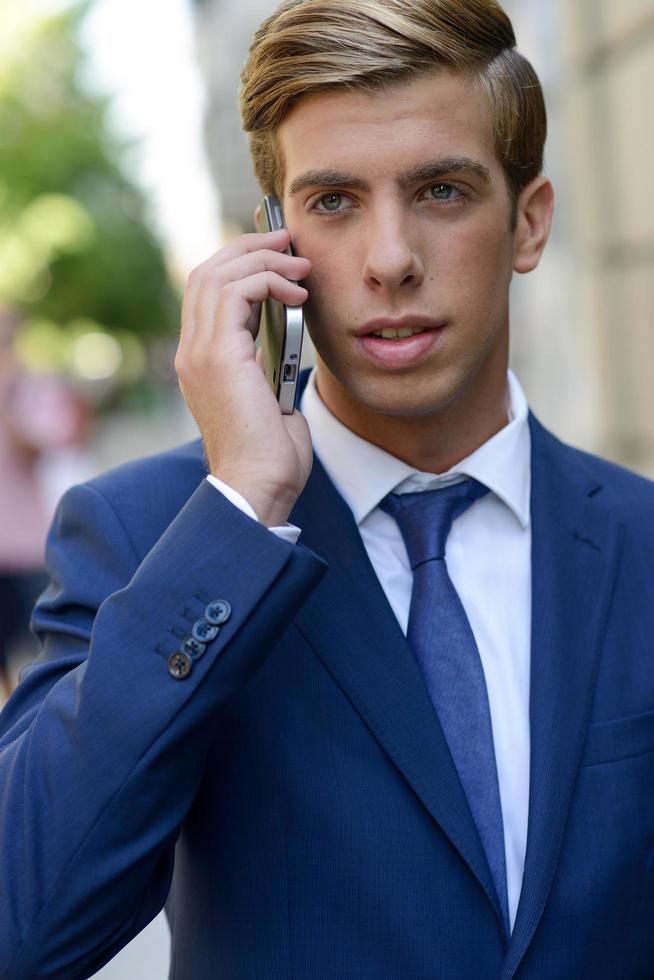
[355,315,448,338]
[354,317,448,370]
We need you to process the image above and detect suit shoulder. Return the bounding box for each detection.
[560,439,654,520]
[88,437,206,497]
[78,439,207,550]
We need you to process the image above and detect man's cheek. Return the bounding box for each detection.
[303,270,336,332]
[303,292,331,353]
[304,259,334,294]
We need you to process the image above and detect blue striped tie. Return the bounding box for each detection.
[381,479,509,934]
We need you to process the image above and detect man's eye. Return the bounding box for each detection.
[316,193,346,212]
[427,183,459,201]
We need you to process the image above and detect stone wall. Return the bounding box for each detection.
[561,0,654,474]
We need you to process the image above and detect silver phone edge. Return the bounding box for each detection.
[278,305,304,415]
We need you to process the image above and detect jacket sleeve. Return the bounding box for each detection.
[0,478,327,979]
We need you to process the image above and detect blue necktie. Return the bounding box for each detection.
[381,479,510,934]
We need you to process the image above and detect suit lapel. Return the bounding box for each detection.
[291,453,508,937]
[292,370,623,960]
[502,415,625,978]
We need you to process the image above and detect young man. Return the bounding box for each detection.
[1,1,653,977]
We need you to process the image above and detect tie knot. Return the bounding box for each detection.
[380,478,489,569]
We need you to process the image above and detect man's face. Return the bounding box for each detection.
[278,71,519,423]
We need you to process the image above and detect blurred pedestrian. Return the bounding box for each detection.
[0,308,90,699]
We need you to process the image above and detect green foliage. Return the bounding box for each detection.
[0,0,181,383]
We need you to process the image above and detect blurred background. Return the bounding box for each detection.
[1,0,653,974]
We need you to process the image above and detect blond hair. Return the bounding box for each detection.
[240,0,547,224]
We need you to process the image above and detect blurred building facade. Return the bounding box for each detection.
[191,0,269,233]
[191,0,654,477]
[561,0,654,475]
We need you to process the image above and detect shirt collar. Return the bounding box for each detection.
[300,368,531,530]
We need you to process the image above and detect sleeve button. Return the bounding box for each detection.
[205,599,231,625]
[168,651,193,679]
[181,636,206,659]
[192,619,220,643]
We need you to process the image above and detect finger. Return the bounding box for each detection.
[204,249,310,294]
[193,251,311,338]
[216,271,308,341]
[254,344,268,380]
[181,230,294,339]
[182,269,308,367]
[196,230,293,281]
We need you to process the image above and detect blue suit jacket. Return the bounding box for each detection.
[1,377,654,978]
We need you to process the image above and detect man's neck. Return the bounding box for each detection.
[314,366,511,475]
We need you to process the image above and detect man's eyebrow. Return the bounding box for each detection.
[287,158,491,197]
[288,170,370,197]
[401,158,492,186]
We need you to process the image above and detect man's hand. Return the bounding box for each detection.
[175,229,313,527]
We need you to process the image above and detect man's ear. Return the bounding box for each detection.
[513,176,555,274]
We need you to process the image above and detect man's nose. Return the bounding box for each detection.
[362,207,424,293]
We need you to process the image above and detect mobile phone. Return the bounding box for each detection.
[255,195,305,414]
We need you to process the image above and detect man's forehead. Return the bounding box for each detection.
[276,71,497,190]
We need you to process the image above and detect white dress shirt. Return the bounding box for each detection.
[208,369,532,930]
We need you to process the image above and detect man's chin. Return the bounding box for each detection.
[351,386,461,420]
[317,362,463,422]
